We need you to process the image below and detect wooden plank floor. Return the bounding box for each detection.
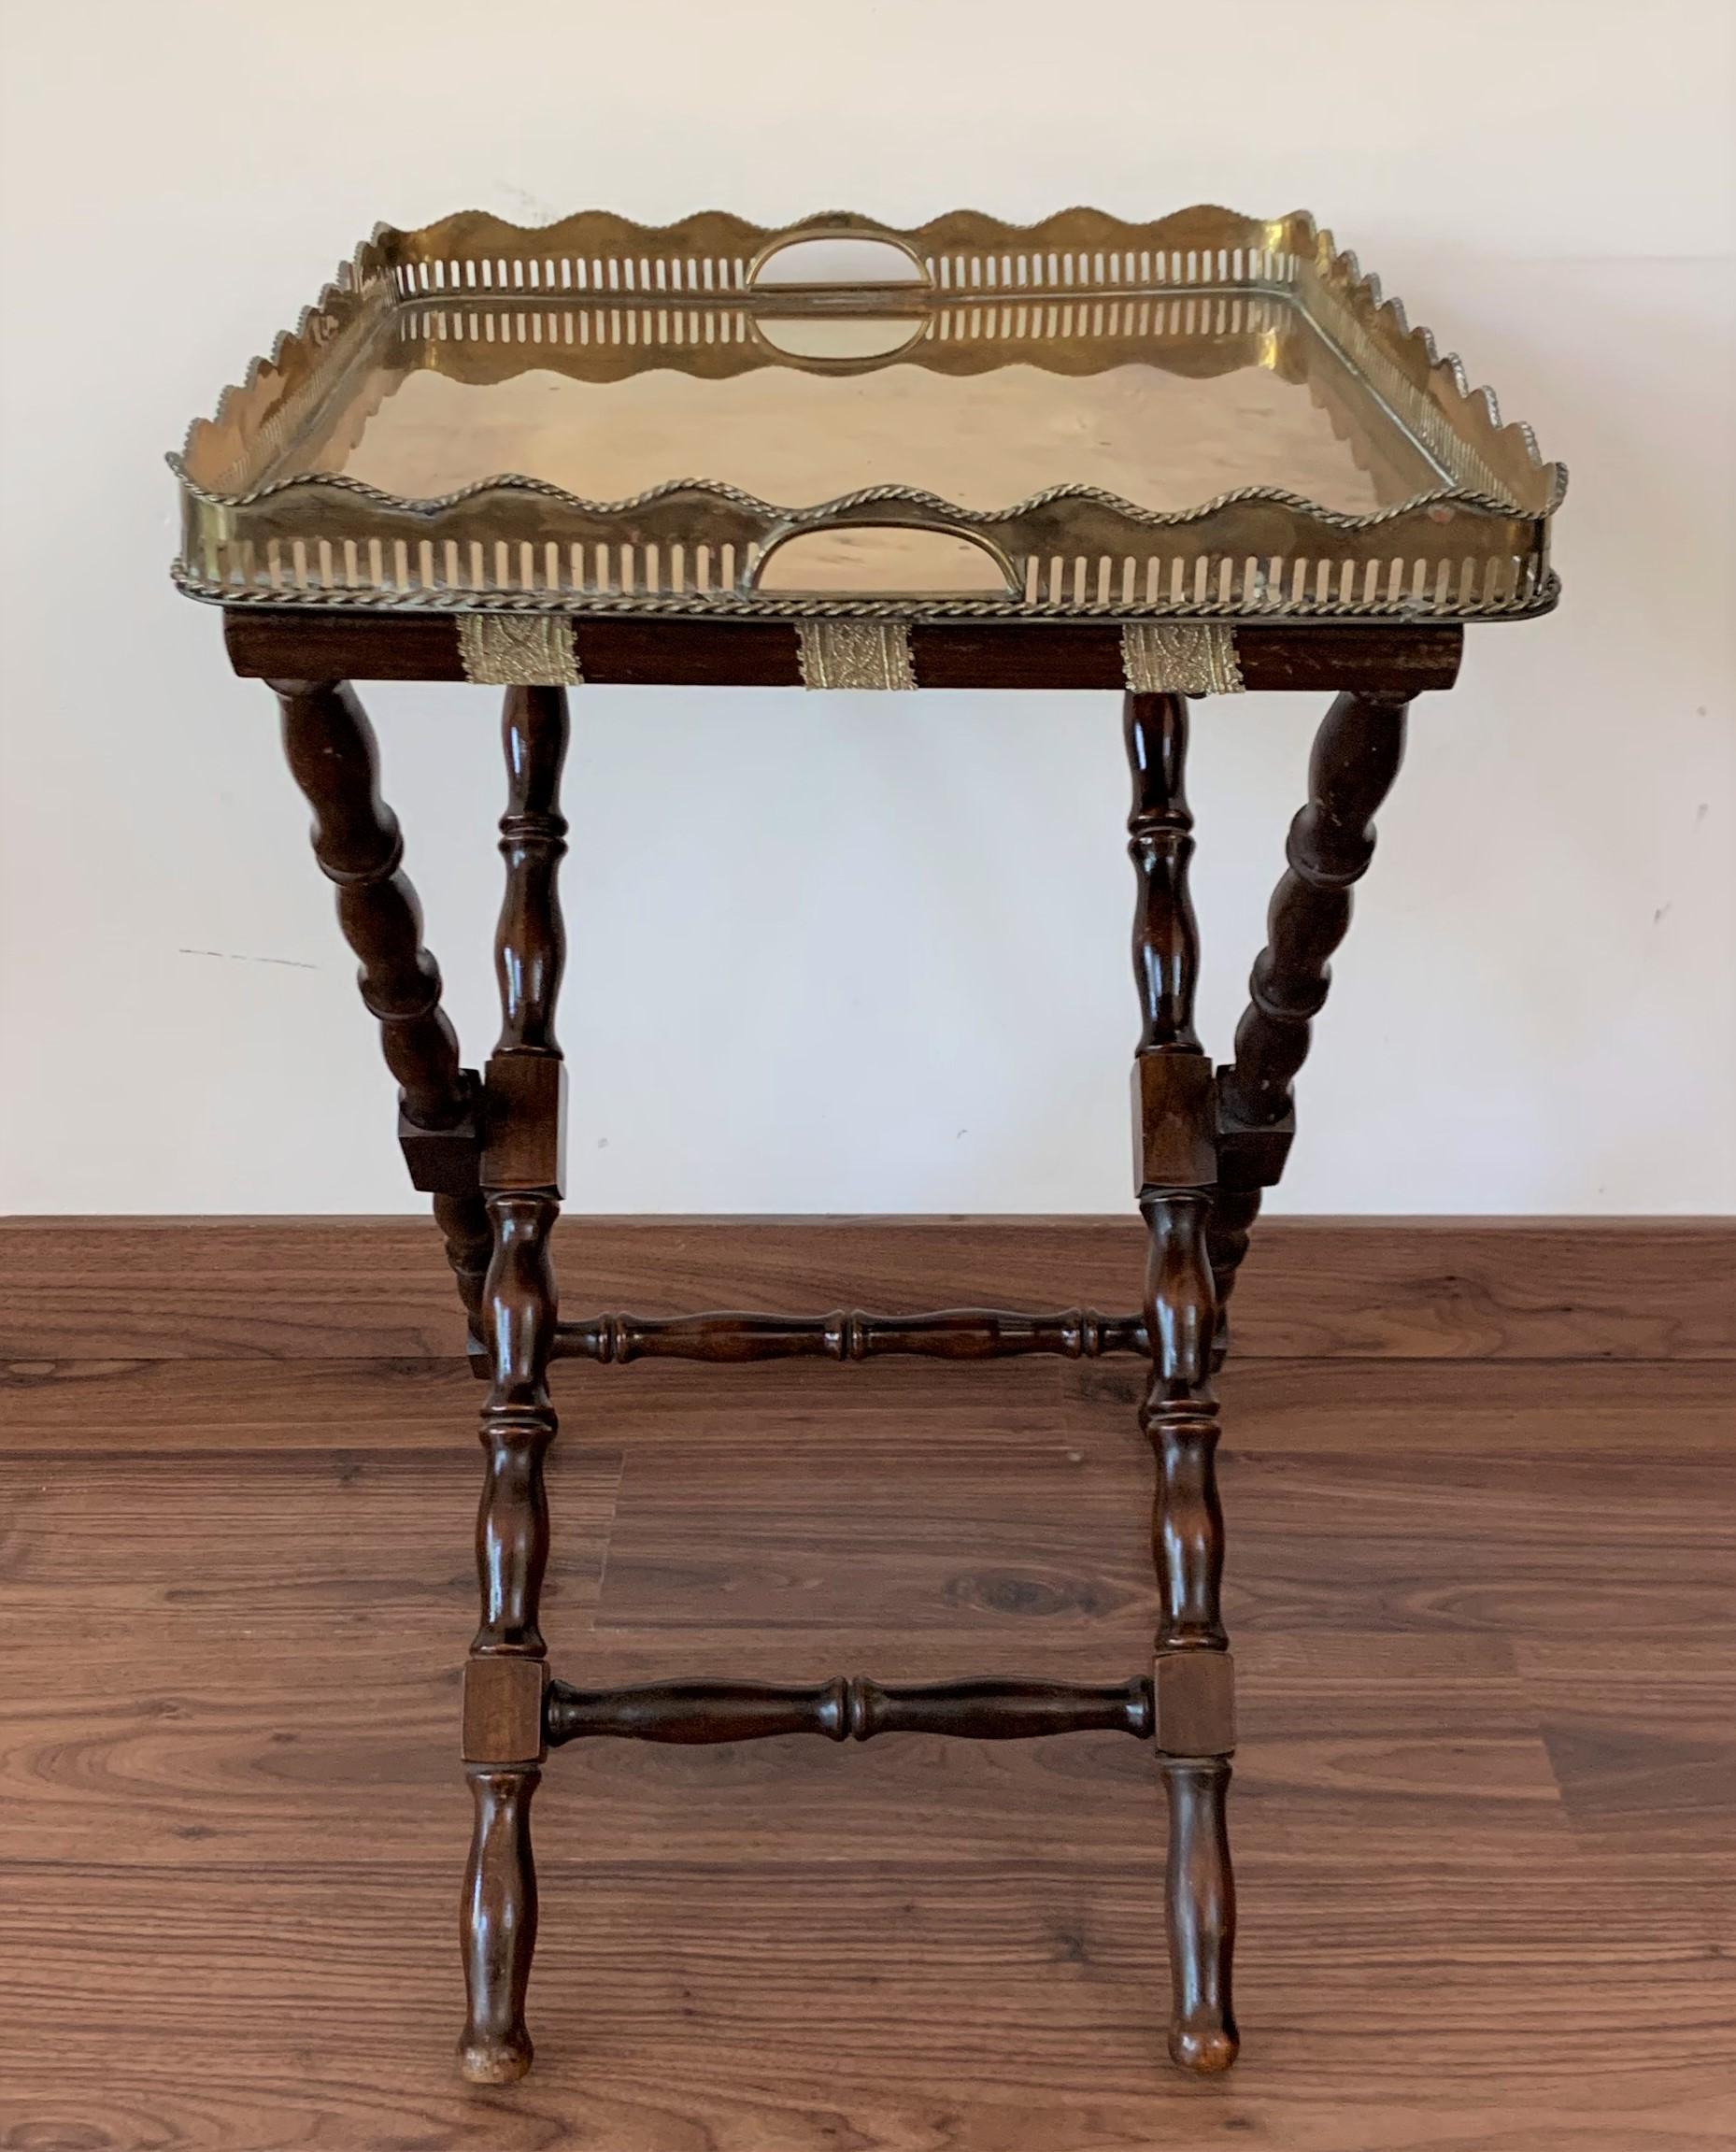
[3,1241,1735,2146]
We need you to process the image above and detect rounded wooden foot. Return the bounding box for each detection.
[1169,2018,1240,2074]
[1161,1757,1239,2075]
[457,2028,534,2085]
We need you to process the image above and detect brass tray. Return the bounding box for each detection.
[170,207,1564,623]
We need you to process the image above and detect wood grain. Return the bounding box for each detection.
[2,1313,1732,2145]
[4,1215,1732,1362]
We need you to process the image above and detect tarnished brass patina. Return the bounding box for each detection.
[456,613,582,686]
[1123,623,1244,695]
[171,207,1564,622]
[796,620,917,691]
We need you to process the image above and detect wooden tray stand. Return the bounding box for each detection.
[234,606,1459,2084]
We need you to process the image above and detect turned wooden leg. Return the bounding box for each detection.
[1204,1188,1260,1361]
[458,685,569,2085]
[434,1192,492,1332]
[460,1192,557,2083]
[1161,1755,1236,2067]
[461,1761,541,2079]
[1210,690,1410,1363]
[1124,690,1238,2074]
[272,677,491,1328]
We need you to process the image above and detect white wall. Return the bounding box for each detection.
[2,0,1731,1216]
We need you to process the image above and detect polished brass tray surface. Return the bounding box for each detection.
[171,207,1564,622]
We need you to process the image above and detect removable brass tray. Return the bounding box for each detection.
[170,207,1564,622]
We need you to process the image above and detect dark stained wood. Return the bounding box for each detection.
[223,605,1464,694]
[1152,1648,1236,1756]
[270,678,491,1326]
[1201,1184,1261,1367]
[5,1217,1733,1364]
[481,681,571,1195]
[242,652,1442,2106]
[32,581,1715,2114]
[1132,1048,1217,1190]
[458,1766,540,2085]
[464,1190,562,2077]
[491,686,569,1062]
[270,679,474,1133]
[1124,691,1202,1059]
[546,1675,1154,1746]
[1210,690,1411,1351]
[551,1304,1146,1363]
[1220,690,1412,1133]
[1121,689,1237,2072]
[480,1054,567,1195]
[396,1105,484,1198]
[4,1346,1730,2145]
[1139,1190,1237,2069]
[472,1196,560,1658]
[911,620,1464,693]
[462,1655,548,1767]
[462,681,573,2084]
[1159,1757,1238,2074]
[429,1191,491,1329]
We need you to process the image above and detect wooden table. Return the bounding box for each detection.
[176,205,1561,2085]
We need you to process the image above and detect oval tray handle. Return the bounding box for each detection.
[748,228,931,291]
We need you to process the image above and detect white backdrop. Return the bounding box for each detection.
[2,0,1730,1215]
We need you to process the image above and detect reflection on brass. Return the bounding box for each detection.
[1123,623,1243,695]
[457,613,581,686]
[796,620,916,691]
[171,207,1564,623]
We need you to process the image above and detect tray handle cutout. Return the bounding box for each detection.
[753,525,1017,597]
[748,231,931,291]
